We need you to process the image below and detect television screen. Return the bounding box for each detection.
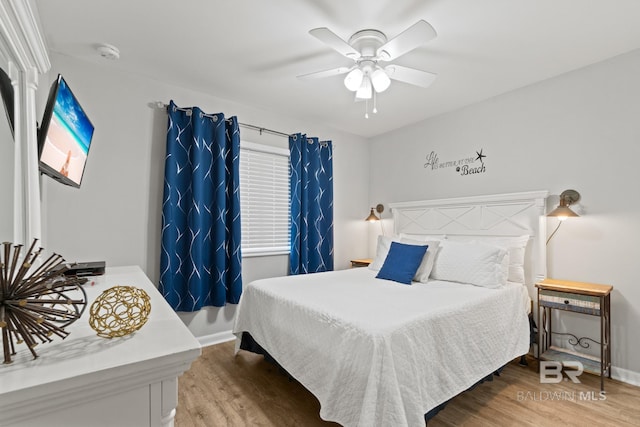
[38,75,94,188]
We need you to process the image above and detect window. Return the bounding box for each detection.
[239,141,290,256]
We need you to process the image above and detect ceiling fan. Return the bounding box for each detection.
[298,20,437,117]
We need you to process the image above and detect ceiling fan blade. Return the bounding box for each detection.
[309,27,360,59]
[297,66,353,80]
[384,65,437,88]
[377,20,437,61]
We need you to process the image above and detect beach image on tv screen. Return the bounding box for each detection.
[40,78,94,185]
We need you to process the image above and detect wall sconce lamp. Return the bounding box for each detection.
[546,189,580,244]
[365,204,385,235]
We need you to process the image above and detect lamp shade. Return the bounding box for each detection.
[547,204,579,220]
[547,190,580,220]
[365,207,379,222]
[344,68,364,91]
[371,68,391,92]
[355,75,373,99]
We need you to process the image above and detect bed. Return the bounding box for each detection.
[233,191,548,426]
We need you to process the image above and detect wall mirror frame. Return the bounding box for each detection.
[0,0,50,245]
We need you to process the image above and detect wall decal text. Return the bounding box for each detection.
[424,149,487,176]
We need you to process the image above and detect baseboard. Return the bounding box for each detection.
[530,343,640,387]
[612,366,640,387]
[198,330,235,347]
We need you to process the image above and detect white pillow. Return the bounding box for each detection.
[369,235,396,271]
[430,240,508,288]
[471,235,529,284]
[402,238,441,283]
[369,235,440,283]
[399,233,447,241]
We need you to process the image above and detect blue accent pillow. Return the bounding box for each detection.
[376,242,429,284]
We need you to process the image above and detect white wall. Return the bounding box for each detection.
[368,49,640,379]
[41,53,370,339]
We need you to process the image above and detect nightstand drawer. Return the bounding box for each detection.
[538,289,601,315]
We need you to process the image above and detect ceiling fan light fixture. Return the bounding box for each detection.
[344,68,364,91]
[355,75,372,99]
[303,20,438,115]
[371,68,391,93]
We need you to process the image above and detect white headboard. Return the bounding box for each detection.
[389,190,548,295]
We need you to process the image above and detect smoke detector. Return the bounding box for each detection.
[96,43,120,60]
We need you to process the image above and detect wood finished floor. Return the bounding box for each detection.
[176,341,640,427]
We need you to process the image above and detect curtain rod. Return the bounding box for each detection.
[238,122,291,138]
[159,102,291,139]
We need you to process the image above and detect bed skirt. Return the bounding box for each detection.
[239,332,294,378]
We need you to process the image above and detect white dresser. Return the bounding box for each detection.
[0,266,201,427]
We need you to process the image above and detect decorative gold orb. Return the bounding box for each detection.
[88,286,151,338]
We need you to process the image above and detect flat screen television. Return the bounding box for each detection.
[38,74,94,188]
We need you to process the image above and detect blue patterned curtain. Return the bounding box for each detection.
[289,133,334,274]
[159,100,242,311]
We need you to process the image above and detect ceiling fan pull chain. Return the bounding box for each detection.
[365,98,369,119]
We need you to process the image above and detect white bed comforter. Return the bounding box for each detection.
[233,268,530,427]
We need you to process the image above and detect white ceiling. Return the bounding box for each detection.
[34,0,640,138]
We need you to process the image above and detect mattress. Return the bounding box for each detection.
[233,267,530,427]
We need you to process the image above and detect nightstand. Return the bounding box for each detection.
[350,258,373,268]
[535,278,612,391]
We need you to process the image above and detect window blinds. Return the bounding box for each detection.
[239,143,290,255]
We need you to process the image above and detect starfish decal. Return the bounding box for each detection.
[475,149,486,165]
